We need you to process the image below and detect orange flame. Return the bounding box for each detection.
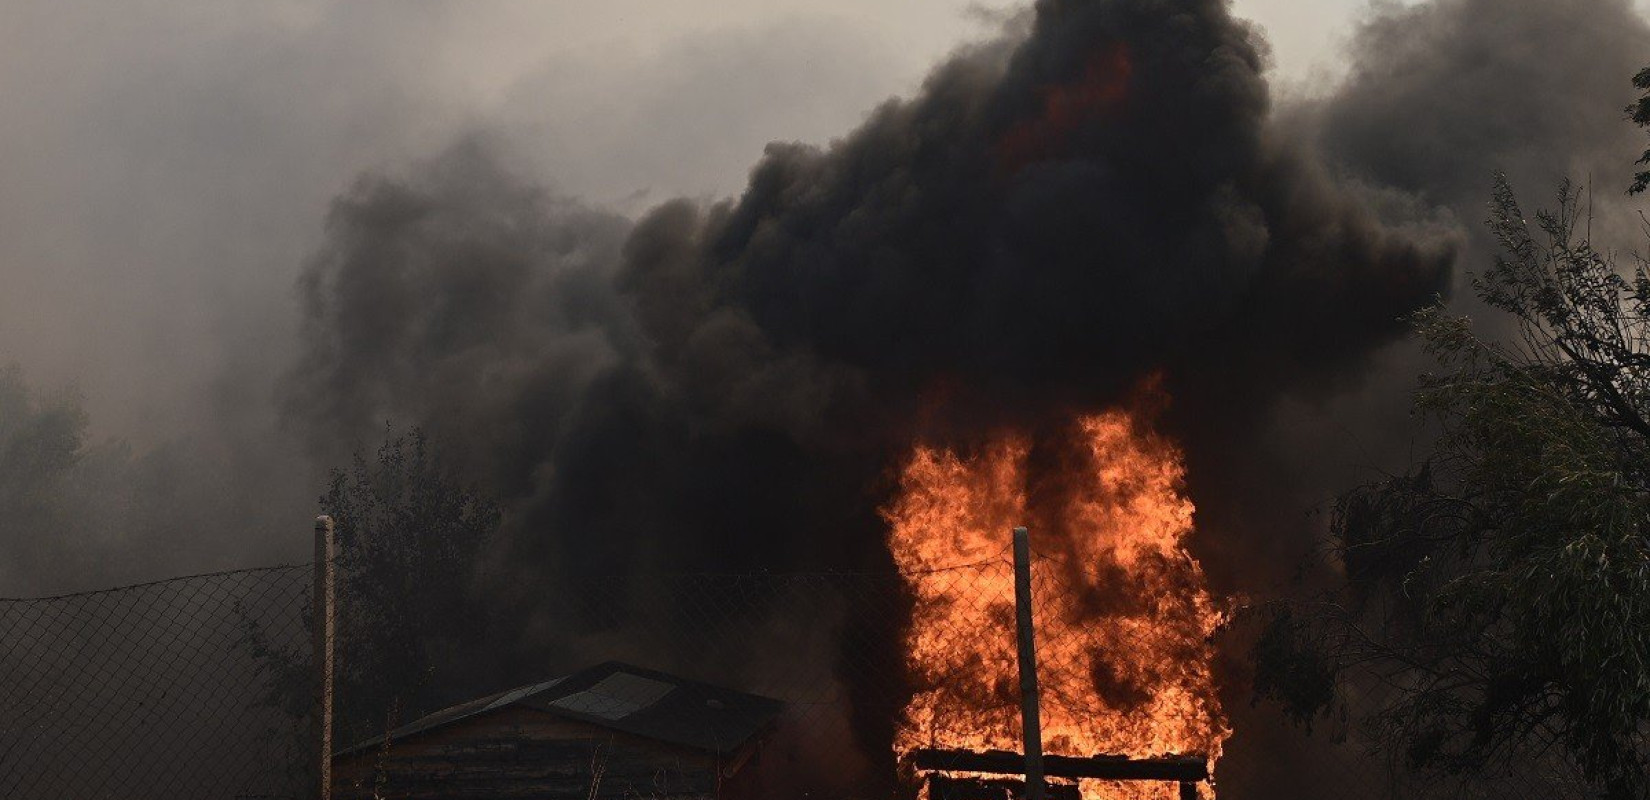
[885,400,1229,799]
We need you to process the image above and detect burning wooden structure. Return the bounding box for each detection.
[885,401,1230,799]
[331,661,781,800]
[915,748,1207,800]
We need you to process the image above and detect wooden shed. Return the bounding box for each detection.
[333,661,782,800]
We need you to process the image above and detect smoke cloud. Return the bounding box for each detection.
[288,0,1457,601]
[282,0,1468,787]
[0,0,971,594]
[7,0,1648,793]
[282,0,1650,791]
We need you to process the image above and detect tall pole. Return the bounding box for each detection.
[313,515,337,800]
[1012,526,1046,800]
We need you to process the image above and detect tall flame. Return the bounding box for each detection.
[885,401,1229,799]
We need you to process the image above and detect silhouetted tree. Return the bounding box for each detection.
[0,365,201,592]
[243,426,500,748]
[323,427,500,739]
[0,365,87,544]
[1255,175,1650,798]
[1630,65,1650,194]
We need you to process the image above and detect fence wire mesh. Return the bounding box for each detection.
[0,551,1626,800]
[0,564,314,800]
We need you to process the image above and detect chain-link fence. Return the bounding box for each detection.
[0,547,1624,800]
[0,564,315,800]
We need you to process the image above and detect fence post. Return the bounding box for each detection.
[1012,526,1045,800]
[313,515,337,800]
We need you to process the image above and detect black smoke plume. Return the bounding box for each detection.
[293,0,1454,572]
[286,0,1484,792]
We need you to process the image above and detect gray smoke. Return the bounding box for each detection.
[1188,0,1650,600]
[0,1,949,596]
[1207,0,1650,795]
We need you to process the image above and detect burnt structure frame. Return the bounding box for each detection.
[908,527,1209,800]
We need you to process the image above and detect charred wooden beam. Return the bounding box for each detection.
[1010,527,1046,800]
[928,775,1080,800]
[912,749,1209,783]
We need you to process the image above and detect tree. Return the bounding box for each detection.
[0,365,87,544]
[0,365,159,591]
[1631,66,1650,194]
[1254,176,1650,798]
[244,427,500,744]
[0,365,286,594]
[325,426,501,737]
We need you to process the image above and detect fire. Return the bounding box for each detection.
[885,400,1229,799]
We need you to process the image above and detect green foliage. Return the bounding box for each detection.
[1287,176,1650,797]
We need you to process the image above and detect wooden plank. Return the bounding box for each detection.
[911,749,1208,783]
[929,775,1081,800]
[314,516,337,800]
[1011,527,1046,800]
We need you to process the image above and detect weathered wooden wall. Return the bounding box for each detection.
[334,707,727,800]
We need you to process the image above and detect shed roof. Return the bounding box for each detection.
[336,661,783,758]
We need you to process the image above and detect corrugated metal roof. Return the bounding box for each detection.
[548,671,675,720]
[336,661,782,758]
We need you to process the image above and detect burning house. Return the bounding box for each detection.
[332,662,782,800]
